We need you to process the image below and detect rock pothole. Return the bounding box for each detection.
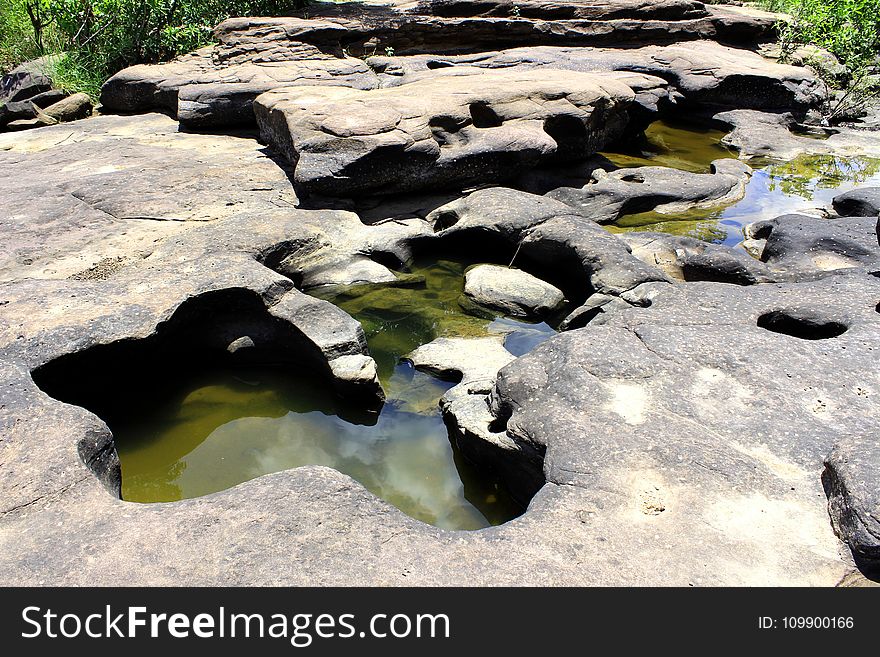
[757,310,848,340]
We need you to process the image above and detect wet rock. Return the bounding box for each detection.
[833,188,880,218]
[547,158,752,222]
[621,231,773,284]
[824,437,880,567]
[746,213,880,277]
[464,264,565,318]
[254,69,634,196]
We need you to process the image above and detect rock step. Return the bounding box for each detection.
[253,68,634,196]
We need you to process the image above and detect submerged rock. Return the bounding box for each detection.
[254,68,634,196]
[464,264,565,318]
[407,336,515,385]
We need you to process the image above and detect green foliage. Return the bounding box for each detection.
[758,0,880,120]
[2,0,306,97]
[770,0,880,71]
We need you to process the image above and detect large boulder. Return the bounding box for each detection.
[0,56,55,103]
[464,264,566,318]
[254,68,635,196]
[41,92,93,123]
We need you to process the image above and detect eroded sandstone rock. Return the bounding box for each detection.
[254,69,634,196]
[746,213,880,277]
[547,157,752,221]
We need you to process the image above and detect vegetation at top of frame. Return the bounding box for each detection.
[1,1,308,98]
[757,0,880,120]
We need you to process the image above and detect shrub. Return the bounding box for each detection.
[2,1,306,97]
[758,0,880,120]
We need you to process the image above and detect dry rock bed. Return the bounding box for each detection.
[2,0,880,586]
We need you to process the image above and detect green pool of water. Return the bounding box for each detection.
[601,121,880,245]
[117,258,556,530]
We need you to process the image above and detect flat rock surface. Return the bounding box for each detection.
[746,213,880,277]
[0,113,298,282]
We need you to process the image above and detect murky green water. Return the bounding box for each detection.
[117,258,556,530]
[601,120,880,245]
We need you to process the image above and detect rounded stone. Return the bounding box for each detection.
[463,264,565,318]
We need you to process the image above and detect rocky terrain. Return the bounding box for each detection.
[1,0,878,586]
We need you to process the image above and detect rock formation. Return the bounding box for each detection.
[1,0,879,587]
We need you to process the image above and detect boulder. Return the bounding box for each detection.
[426,186,670,295]
[833,187,880,218]
[0,56,54,103]
[41,92,93,123]
[464,264,566,317]
[254,68,635,196]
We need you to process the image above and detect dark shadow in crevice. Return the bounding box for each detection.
[757,310,848,340]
